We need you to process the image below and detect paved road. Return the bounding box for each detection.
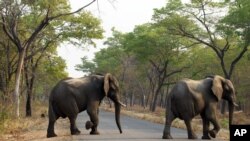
[71,110,223,141]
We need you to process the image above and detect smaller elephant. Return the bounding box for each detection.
[162,75,238,140]
[47,73,126,138]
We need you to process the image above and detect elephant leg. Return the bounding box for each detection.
[184,119,197,139]
[201,113,210,140]
[65,99,80,135]
[47,104,59,138]
[47,117,58,138]
[206,106,220,138]
[69,116,81,135]
[208,117,220,138]
[162,110,176,139]
[87,104,100,135]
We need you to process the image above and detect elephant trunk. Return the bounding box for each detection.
[228,93,238,125]
[109,92,126,133]
[114,102,122,133]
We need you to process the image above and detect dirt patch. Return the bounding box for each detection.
[0,114,74,141]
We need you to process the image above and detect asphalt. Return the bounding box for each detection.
[70,110,224,141]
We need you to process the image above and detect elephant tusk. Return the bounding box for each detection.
[233,102,239,107]
[118,101,126,107]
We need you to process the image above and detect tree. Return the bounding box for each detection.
[153,0,250,114]
[0,34,16,102]
[124,24,189,111]
[0,0,99,117]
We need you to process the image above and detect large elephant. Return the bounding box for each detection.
[47,73,126,138]
[162,75,238,140]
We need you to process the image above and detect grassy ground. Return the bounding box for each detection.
[0,101,48,140]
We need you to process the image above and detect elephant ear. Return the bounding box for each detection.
[211,75,224,101]
[104,73,119,96]
[104,73,112,96]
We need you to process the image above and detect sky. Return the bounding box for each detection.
[58,0,167,77]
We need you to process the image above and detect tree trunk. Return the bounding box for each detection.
[151,87,161,112]
[137,80,146,109]
[220,71,230,114]
[123,91,128,107]
[26,91,32,116]
[164,84,170,108]
[141,94,145,109]
[160,89,164,108]
[150,91,155,111]
[14,49,26,117]
[145,91,151,108]
[24,55,38,117]
[129,91,134,107]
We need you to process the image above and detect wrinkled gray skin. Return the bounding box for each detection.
[47,73,126,138]
[162,75,238,140]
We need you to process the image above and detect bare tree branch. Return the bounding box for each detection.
[49,0,96,20]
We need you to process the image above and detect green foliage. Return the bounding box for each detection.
[0,0,103,109]
[34,55,68,96]
[219,0,250,43]
[94,46,124,74]
[58,11,104,46]
[74,0,250,114]
[186,46,221,78]
[75,56,96,74]
[43,56,68,80]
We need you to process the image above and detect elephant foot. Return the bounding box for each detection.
[47,132,57,138]
[90,130,100,135]
[162,134,173,139]
[188,133,198,139]
[202,135,211,140]
[85,121,94,130]
[209,130,217,138]
[71,128,81,135]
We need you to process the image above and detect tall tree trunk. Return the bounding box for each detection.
[151,87,161,112]
[14,49,26,117]
[150,91,155,111]
[26,90,32,116]
[129,91,134,107]
[25,70,35,117]
[160,89,164,108]
[145,91,151,108]
[123,91,128,107]
[164,84,170,108]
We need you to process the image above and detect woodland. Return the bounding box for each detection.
[0,0,249,131]
[76,0,250,114]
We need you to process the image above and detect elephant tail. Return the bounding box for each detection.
[166,91,175,115]
[48,98,57,121]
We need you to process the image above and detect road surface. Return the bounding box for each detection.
[69,110,223,141]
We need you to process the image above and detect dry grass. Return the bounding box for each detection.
[0,101,81,141]
[0,101,49,140]
[102,105,250,140]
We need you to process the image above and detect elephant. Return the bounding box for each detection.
[162,75,238,140]
[47,73,126,138]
